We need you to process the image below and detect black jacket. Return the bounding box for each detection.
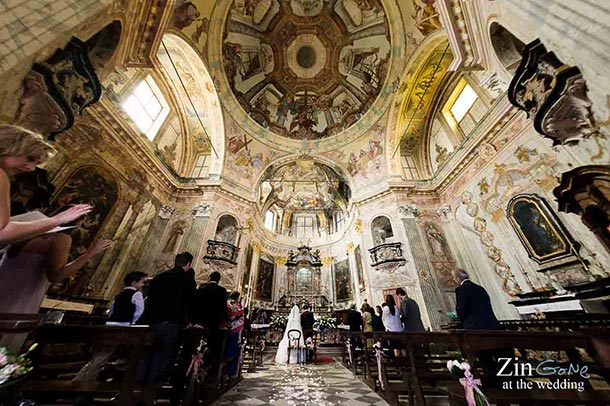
[190,282,228,328]
[347,309,363,332]
[455,280,500,330]
[301,311,315,331]
[400,297,425,331]
[143,267,195,325]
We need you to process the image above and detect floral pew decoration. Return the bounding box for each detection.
[447,356,490,406]
[0,343,37,387]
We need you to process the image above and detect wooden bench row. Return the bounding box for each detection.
[0,313,261,406]
[339,329,610,406]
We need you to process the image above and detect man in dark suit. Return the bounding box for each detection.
[190,271,228,379]
[396,288,425,331]
[300,304,315,339]
[346,304,363,332]
[136,252,196,385]
[454,269,500,330]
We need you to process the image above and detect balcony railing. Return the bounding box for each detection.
[368,242,406,272]
[204,240,239,265]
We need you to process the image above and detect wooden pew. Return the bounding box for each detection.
[20,324,155,406]
[446,330,610,406]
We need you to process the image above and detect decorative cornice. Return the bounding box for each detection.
[119,0,175,67]
[437,0,485,71]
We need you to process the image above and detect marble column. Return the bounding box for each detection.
[347,243,362,307]
[399,205,445,330]
[180,203,211,270]
[91,199,145,297]
[136,205,175,273]
[246,244,262,308]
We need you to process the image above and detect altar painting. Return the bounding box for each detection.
[255,257,275,301]
[334,259,352,302]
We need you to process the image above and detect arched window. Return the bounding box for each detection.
[264,210,275,231]
[442,78,488,136]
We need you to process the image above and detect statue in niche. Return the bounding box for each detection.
[217,225,238,244]
[163,228,184,253]
[426,223,446,257]
[372,227,387,245]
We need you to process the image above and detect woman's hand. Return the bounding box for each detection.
[86,239,113,257]
[52,204,93,225]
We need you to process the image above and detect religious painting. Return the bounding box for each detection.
[255,258,275,301]
[334,259,353,302]
[507,194,574,264]
[241,244,253,290]
[49,165,118,259]
[355,245,366,292]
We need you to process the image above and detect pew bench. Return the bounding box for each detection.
[20,324,155,406]
[443,330,610,406]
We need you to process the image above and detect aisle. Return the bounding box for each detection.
[212,360,388,405]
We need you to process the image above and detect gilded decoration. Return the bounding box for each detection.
[397,41,453,155]
[507,194,575,264]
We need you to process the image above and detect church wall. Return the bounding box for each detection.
[0,0,115,122]
[439,112,610,319]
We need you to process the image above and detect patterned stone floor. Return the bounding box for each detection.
[212,360,388,406]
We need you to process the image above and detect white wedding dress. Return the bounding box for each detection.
[275,305,304,364]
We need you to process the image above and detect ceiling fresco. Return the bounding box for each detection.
[397,41,453,156]
[221,0,391,140]
[259,158,351,211]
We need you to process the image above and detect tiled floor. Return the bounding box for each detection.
[212,360,388,405]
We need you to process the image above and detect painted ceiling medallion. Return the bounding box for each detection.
[222,0,390,140]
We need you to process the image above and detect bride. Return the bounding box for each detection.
[275,305,304,364]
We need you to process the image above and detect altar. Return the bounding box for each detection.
[274,245,334,314]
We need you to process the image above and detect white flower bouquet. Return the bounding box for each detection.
[447,356,490,406]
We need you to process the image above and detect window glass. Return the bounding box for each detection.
[122,77,169,140]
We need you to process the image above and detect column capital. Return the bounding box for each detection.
[436,206,453,221]
[158,205,175,219]
[399,204,420,218]
[192,203,211,218]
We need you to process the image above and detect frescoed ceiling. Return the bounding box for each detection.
[222,0,390,141]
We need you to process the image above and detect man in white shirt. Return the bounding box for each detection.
[106,271,147,326]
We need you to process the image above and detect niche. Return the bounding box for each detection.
[215,214,239,245]
[490,22,525,73]
[371,216,394,246]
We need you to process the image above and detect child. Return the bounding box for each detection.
[106,271,147,326]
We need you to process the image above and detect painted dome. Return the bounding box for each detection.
[222,0,391,140]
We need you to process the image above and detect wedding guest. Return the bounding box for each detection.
[347,303,363,332]
[190,271,228,380]
[136,252,196,385]
[0,237,112,351]
[361,303,373,347]
[382,295,404,356]
[106,271,147,326]
[453,269,500,330]
[0,125,92,261]
[225,291,244,377]
[300,304,315,339]
[396,288,425,331]
[372,305,384,331]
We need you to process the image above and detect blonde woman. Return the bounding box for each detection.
[0,125,92,255]
[0,125,112,349]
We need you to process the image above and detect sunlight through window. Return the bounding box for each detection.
[122,77,169,140]
[450,84,478,122]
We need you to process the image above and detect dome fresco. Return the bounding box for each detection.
[222,0,391,140]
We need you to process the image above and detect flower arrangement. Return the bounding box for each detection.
[313,316,338,331]
[447,356,489,406]
[0,344,37,386]
[269,315,288,331]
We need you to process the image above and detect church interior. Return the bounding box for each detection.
[1,0,610,405]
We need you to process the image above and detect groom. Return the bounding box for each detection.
[301,304,315,339]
